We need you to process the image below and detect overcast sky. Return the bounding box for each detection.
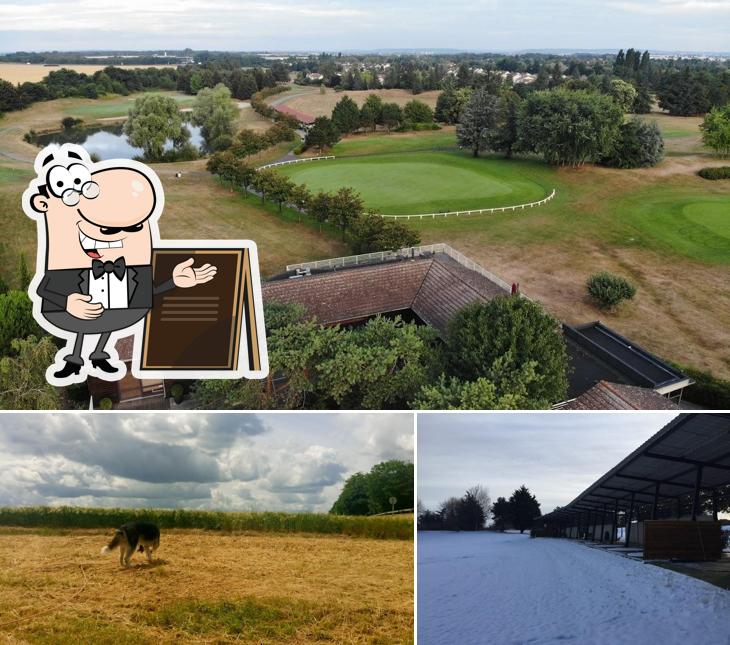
[0,412,413,513]
[0,1,728,53]
[418,412,679,515]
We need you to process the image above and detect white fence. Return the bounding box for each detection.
[257,155,335,170]
[286,242,513,292]
[378,189,556,220]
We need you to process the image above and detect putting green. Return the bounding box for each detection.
[625,195,730,264]
[277,152,550,215]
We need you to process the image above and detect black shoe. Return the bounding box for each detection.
[91,358,120,374]
[54,362,82,379]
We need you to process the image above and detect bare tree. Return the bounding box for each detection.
[467,484,491,523]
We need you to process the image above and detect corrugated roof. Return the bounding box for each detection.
[543,414,730,518]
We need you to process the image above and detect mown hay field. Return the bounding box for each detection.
[0,63,172,84]
[0,527,413,644]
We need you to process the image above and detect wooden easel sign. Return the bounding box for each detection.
[134,242,268,380]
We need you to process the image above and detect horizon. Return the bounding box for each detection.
[1,0,729,54]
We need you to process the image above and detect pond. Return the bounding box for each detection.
[35,123,205,161]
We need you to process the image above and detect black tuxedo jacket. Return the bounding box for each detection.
[37,265,175,313]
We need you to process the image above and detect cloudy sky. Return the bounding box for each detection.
[0,0,728,53]
[418,412,679,514]
[0,412,413,512]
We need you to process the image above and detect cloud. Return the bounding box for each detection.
[607,0,730,14]
[0,412,412,513]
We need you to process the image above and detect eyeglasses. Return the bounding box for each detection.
[61,181,100,207]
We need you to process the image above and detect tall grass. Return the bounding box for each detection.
[0,507,412,540]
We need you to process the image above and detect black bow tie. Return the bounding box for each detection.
[92,257,126,280]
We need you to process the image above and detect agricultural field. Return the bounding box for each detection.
[0,63,171,84]
[270,87,441,120]
[0,526,413,644]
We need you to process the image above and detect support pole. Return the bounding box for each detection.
[712,489,719,522]
[676,497,682,519]
[626,493,635,546]
[652,483,660,520]
[600,504,606,543]
[692,465,703,521]
[613,499,619,544]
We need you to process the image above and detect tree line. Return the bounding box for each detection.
[418,485,541,533]
[330,460,413,516]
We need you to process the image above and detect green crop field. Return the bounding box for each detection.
[0,506,413,540]
[279,151,552,215]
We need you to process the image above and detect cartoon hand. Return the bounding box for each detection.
[66,293,104,319]
[172,258,217,288]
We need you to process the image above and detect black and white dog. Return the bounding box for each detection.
[100,521,160,567]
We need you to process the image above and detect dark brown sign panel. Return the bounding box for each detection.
[141,248,262,372]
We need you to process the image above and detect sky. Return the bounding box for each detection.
[417,411,679,515]
[0,412,413,513]
[0,0,729,53]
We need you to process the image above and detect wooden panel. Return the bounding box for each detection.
[644,520,723,561]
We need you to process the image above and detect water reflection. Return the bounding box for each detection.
[36,123,204,161]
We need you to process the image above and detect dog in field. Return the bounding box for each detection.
[100,521,160,567]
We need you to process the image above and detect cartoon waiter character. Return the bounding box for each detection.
[23,144,218,385]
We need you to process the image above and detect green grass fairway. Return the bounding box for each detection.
[279,152,551,215]
[62,92,197,120]
[332,130,456,156]
[627,195,730,264]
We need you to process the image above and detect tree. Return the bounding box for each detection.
[365,460,414,514]
[232,129,267,157]
[601,118,664,168]
[192,83,238,151]
[490,497,511,531]
[701,104,730,157]
[490,90,522,158]
[329,187,364,239]
[0,80,22,112]
[518,89,623,166]
[467,485,491,525]
[359,103,377,132]
[308,190,333,230]
[17,253,31,291]
[363,93,384,124]
[508,485,541,533]
[0,290,41,356]
[609,79,638,112]
[657,68,710,116]
[458,489,486,530]
[632,79,653,114]
[331,95,361,134]
[330,472,370,515]
[435,83,461,124]
[381,102,403,131]
[304,116,340,151]
[350,212,420,253]
[123,94,189,160]
[250,167,279,204]
[266,172,295,213]
[288,183,312,219]
[403,99,434,124]
[457,88,499,157]
[0,336,61,410]
[445,298,569,404]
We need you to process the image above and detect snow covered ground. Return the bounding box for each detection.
[418,531,730,645]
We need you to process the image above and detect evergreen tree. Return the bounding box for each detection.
[331,95,361,134]
[17,254,31,291]
[304,116,340,151]
[490,497,511,531]
[490,90,522,158]
[381,102,403,131]
[456,87,499,157]
[508,485,541,533]
[601,117,664,168]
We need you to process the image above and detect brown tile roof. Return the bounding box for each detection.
[563,380,679,411]
[262,254,509,335]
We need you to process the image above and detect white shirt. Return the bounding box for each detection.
[88,269,129,310]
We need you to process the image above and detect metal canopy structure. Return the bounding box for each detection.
[541,414,730,544]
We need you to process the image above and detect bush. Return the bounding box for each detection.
[601,118,664,168]
[671,363,730,409]
[586,272,636,308]
[697,166,730,180]
[61,116,83,130]
[98,397,113,410]
[0,290,41,356]
[170,383,184,403]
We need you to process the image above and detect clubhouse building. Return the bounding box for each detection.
[89,243,691,410]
